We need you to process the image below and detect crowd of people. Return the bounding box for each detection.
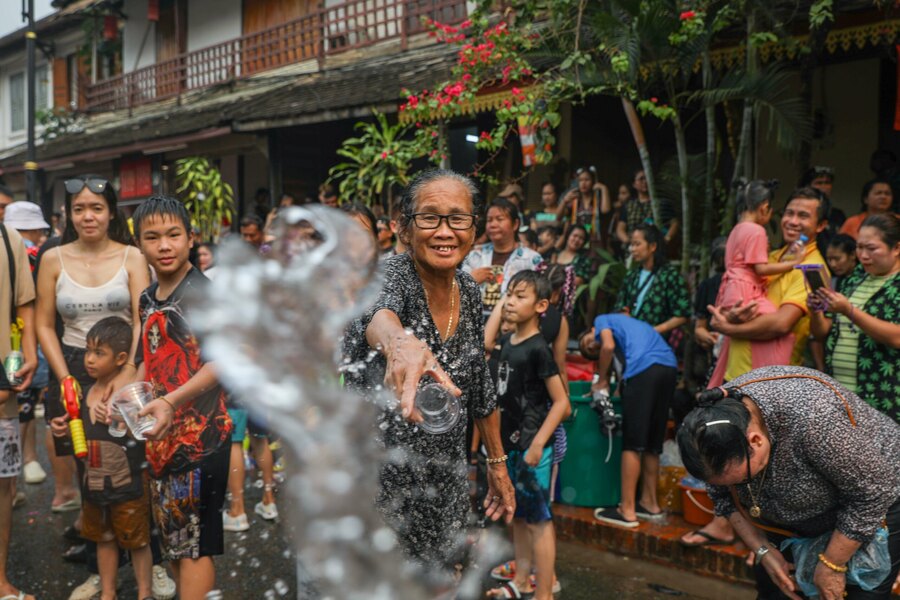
[0,157,898,600]
[340,164,900,600]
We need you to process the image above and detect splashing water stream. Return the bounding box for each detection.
[191,207,502,599]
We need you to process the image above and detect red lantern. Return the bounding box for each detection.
[103,15,117,41]
[147,0,159,22]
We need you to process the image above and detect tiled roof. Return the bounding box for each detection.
[1,42,457,166]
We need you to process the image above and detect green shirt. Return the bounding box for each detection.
[831,274,891,391]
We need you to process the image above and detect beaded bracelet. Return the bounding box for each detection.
[818,553,848,573]
[485,455,508,465]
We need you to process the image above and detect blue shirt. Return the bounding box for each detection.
[594,313,676,380]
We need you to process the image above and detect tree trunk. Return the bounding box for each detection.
[621,97,660,224]
[672,112,691,275]
[701,50,716,278]
[730,12,757,228]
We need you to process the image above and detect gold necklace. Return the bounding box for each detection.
[422,276,457,340]
[747,462,770,518]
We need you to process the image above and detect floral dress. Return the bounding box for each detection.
[342,253,497,571]
[825,265,900,424]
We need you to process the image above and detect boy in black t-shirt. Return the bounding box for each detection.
[489,271,570,600]
[131,196,232,600]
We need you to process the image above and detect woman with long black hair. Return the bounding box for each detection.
[614,223,690,340]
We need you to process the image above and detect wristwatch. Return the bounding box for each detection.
[755,544,771,560]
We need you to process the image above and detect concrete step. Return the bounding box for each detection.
[554,504,900,595]
[555,505,754,585]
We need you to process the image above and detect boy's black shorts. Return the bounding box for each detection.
[150,441,229,560]
[620,364,677,454]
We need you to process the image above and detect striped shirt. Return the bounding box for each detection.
[831,273,892,391]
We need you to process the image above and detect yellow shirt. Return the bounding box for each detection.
[724,242,825,382]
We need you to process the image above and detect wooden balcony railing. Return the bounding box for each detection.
[84,0,467,112]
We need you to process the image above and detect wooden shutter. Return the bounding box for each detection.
[76,54,89,109]
[52,57,69,108]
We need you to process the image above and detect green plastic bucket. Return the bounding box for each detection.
[558,380,623,507]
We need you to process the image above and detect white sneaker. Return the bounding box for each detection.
[152,564,176,600]
[68,574,101,600]
[222,511,250,532]
[23,460,46,484]
[254,501,278,521]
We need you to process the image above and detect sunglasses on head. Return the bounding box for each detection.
[65,178,108,195]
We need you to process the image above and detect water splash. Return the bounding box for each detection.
[191,206,438,599]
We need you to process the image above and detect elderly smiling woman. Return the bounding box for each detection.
[678,366,900,600]
[342,169,515,575]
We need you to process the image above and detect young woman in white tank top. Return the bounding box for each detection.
[36,176,149,510]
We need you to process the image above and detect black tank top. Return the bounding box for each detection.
[540,305,562,346]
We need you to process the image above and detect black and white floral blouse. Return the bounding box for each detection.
[342,252,496,569]
[708,365,900,543]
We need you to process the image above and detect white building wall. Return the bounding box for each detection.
[123,0,156,73]
[187,0,242,52]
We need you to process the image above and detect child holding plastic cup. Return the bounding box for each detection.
[488,271,570,600]
[129,196,232,600]
[50,316,152,600]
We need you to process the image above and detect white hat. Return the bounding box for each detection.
[4,201,49,231]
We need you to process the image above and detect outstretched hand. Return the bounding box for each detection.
[384,333,461,424]
[759,547,801,600]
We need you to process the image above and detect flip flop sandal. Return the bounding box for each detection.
[490,560,517,581]
[527,574,561,594]
[63,525,83,543]
[487,581,531,599]
[636,502,665,520]
[679,529,735,547]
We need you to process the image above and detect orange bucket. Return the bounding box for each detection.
[679,482,715,526]
[657,466,686,514]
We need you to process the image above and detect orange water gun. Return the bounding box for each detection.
[61,376,87,458]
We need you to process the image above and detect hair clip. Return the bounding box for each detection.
[704,420,731,427]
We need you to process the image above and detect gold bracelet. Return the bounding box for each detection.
[818,553,848,573]
[159,396,176,412]
[485,455,508,465]
[125,362,137,369]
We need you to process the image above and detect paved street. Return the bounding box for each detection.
[9,420,753,599]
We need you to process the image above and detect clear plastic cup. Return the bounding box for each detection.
[414,383,460,435]
[109,382,156,441]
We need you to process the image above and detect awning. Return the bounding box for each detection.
[397,85,539,124]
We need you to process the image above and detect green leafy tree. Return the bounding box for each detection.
[327,110,427,207]
[174,157,234,243]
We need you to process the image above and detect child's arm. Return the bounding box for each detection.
[138,362,219,440]
[753,254,802,277]
[524,374,571,467]
[593,328,616,391]
[484,298,505,353]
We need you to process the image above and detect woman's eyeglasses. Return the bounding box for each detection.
[65,178,108,195]
[407,213,476,230]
